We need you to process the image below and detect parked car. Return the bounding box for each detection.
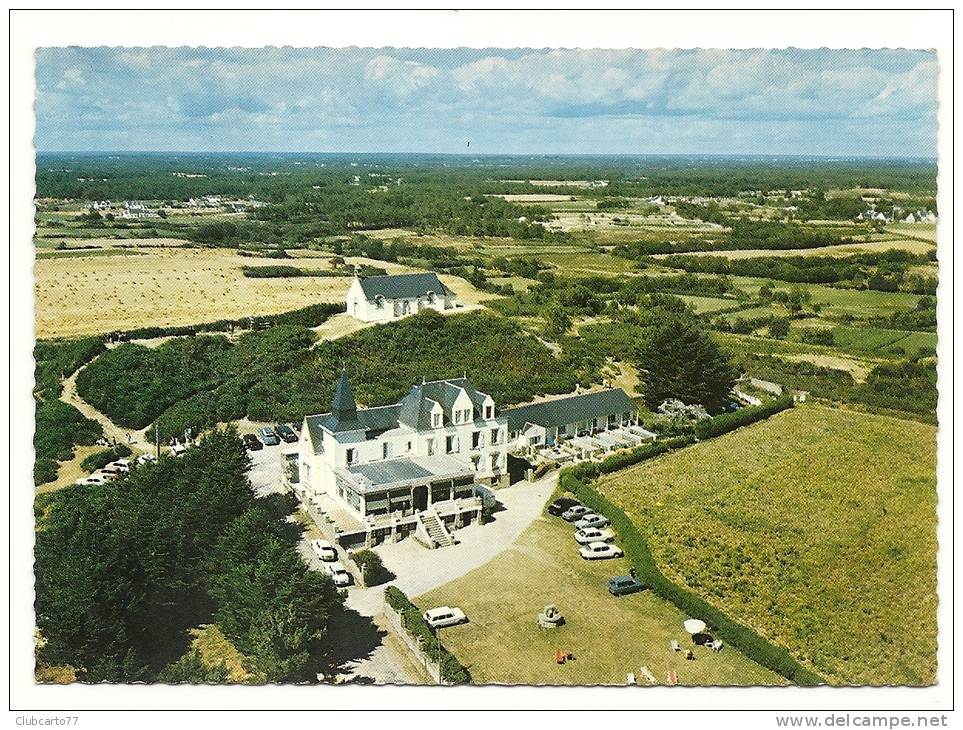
[562,505,591,522]
[135,454,156,465]
[574,526,615,544]
[112,458,131,473]
[548,497,581,517]
[289,422,301,433]
[169,443,188,456]
[324,561,352,587]
[276,424,298,443]
[101,464,124,478]
[575,513,610,530]
[242,433,263,451]
[608,575,644,596]
[75,474,107,486]
[423,606,468,629]
[258,427,281,446]
[579,541,624,560]
[311,539,337,562]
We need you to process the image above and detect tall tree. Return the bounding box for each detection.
[637,309,737,413]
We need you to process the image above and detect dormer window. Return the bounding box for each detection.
[426,290,436,303]
[433,413,441,428]
[485,405,493,420]
[382,442,389,460]
[374,295,385,309]
[454,411,461,425]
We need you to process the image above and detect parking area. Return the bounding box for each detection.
[415,513,786,686]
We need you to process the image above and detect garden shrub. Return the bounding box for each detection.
[351,549,390,587]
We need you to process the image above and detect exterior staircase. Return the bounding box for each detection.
[416,510,455,549]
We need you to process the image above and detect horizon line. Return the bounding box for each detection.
[35,150,938,162]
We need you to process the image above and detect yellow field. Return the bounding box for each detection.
[34,246,497,339]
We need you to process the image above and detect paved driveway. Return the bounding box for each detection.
[346,472,558,617]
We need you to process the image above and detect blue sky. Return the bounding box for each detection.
[35,47,938,156]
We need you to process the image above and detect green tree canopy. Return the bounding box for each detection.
[637,309,737,413]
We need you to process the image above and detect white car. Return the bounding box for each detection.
[325,561,352,587]
[112,458,131,473]
[574,526,615,545]
[75,474,107,486]
[311,539,337,562]
[135,454,156,465]
[562,505,591,522]
[423,606,468,629]
[575,513,610,530]
[579,541,624,560]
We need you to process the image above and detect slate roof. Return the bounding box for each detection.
[501,388,637,433]
[358,272,450,301]
[303,375,495,451]
[340,454,474,492]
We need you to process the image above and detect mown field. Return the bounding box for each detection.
[594,404,937,686]
[33,246,497,338]
[417,517,785,686]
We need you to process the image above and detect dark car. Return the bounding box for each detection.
[289,422,301,434]
[608,575,644,596]
[243,433,263,451]
[547,497,581,517]
[276,424,298,443]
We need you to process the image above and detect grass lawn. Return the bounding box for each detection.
[594,404,937,686]
[416,517,786,686]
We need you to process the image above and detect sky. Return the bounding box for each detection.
[34,47,938,157]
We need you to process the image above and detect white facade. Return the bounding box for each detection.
[346,272,457,323]
[297,375,508,523]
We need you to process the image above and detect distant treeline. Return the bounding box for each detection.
[650,250,937,293]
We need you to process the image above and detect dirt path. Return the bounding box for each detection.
[61,363,151,451]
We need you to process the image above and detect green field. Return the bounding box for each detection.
[824,325,937,358]
[417,517,785,686]
[594,404,937,685]
[677,295,740,314]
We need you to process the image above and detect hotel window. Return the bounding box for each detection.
[491,453,500,470]
[463,408,472,422]
[406,440,412,453]
[426,438,435,456]
[453,411,461,425]
[491,427,500,445]
[446,435,457,453]
[485,405,493,420]
[382,442,390,460]
[346,448,356,465]
[472,431,481,449]
[433,413,441,428]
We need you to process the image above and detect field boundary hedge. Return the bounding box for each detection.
[383,586,471,685]
[557,400,822,686]
[695,396,795,440]
[112,302,345,340]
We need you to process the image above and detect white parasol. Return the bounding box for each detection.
[683,619,707,634]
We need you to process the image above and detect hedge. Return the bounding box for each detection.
[695,396,794,440]
[597,435,696,475]
[557,462,822,686]
[115,303,345,341]
[384,586,471,684]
